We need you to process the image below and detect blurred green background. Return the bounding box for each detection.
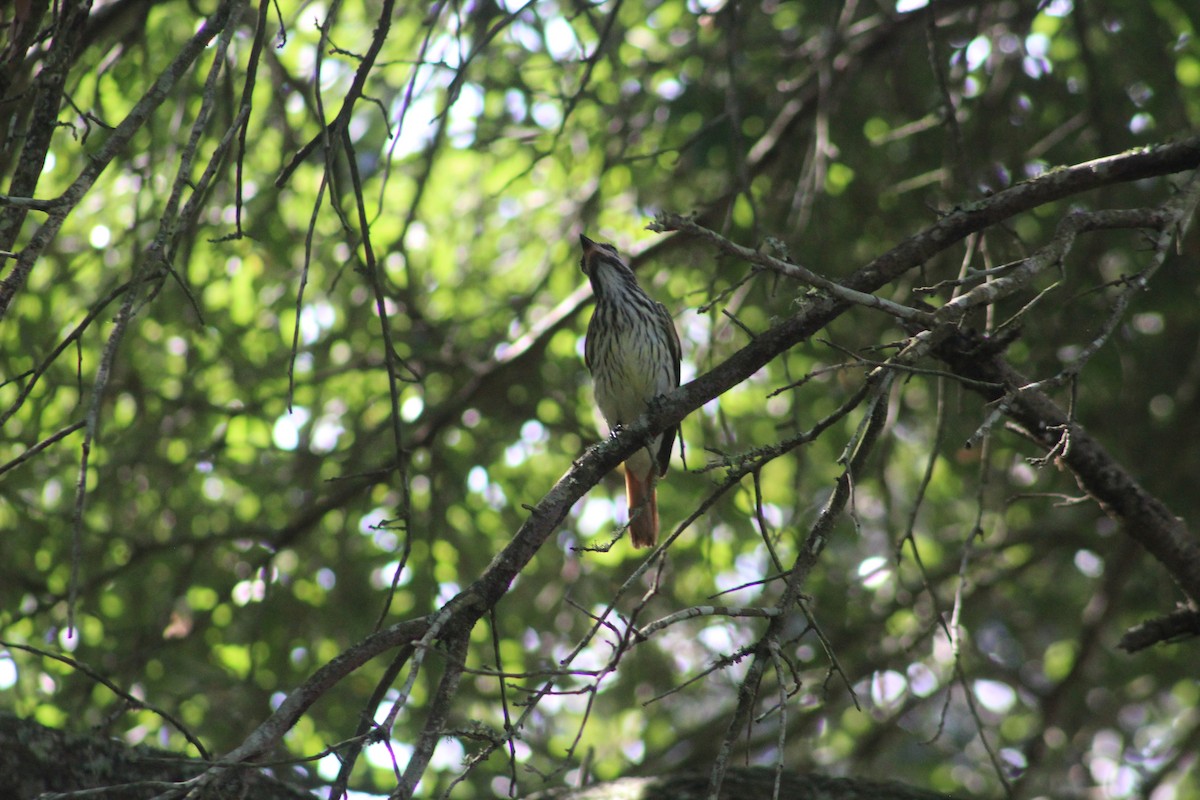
[1,1,1198,797]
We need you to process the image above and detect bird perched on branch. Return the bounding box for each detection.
[579,234,681,547]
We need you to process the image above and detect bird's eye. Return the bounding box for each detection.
[601,244,618,255]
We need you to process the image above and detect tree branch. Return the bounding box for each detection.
[936,341,1200,604]
[0,0,239,320]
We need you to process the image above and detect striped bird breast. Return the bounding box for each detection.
[586,296,677,428]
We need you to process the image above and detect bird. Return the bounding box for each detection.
[579,234,682,547]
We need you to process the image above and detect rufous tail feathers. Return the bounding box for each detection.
[624,466,659,548]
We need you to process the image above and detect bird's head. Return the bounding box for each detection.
[579,234,630,283]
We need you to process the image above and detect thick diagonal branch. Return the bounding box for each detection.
[936,339,1200,603]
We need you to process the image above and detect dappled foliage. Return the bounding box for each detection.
[2,1,1199,798]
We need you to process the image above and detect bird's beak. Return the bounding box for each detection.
[579,234,595,275]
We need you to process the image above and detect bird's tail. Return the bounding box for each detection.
[625,465,659,548]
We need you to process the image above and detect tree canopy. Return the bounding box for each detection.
[2,0,1199,798]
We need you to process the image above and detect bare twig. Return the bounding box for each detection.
[650,213,938,328]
